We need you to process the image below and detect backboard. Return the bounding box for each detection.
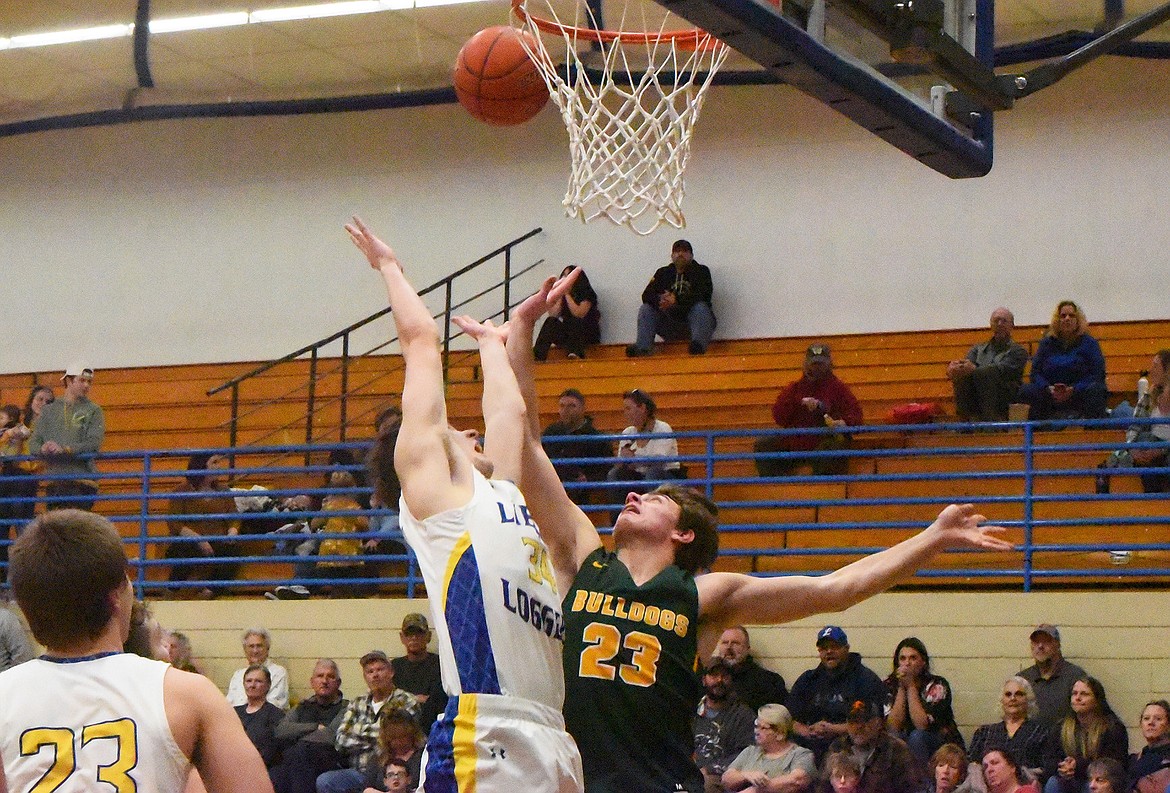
[649,0,996,177]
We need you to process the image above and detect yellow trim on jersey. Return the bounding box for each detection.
[453,694,479,792]
[441,531,474,612]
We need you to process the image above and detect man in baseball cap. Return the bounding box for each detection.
[30,363,104,511]
[1018,623,1090,728]
[785,626,886,763]
[392,613,446,731]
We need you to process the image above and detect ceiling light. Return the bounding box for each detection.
[150,12,251,34]
[8,24,133,49]
[249,1,388,22]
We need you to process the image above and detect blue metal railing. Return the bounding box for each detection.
[0,417,1166,597]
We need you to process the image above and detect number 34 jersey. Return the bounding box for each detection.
[0,653,191,792]
[562,547,704,793]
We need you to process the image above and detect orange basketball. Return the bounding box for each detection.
[454,26,549,126]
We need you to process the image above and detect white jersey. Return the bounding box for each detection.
[400,468,566,710]
[0,652,191,792]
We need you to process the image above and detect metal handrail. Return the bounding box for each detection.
[204,227,543,448]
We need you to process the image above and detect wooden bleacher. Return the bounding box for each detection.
[3,317,1167,589]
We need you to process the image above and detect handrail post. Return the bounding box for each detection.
[442,280,454,386]
[503,245,513,318]
[137,453,152,599]
[705,432,715,501]
[305,348,318,465]
[229,384,239,450]
[1022,421,1035,592]
[340,332,350,442]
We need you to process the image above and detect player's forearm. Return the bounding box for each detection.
[504,313,544,438]
[479,337,529,438]
[810,526,941,611]
[377,263,440,348]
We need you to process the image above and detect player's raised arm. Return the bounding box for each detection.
[345,216,472,519]
[695,504,1012,654]
[451,316,526,484]
[504,272,603,589]
[165,669,274,793]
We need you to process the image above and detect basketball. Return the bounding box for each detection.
[453,26,549,126]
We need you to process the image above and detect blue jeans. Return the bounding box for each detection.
[315,768,365,793]
[634,302,715,351]
[1043,776,1088,793]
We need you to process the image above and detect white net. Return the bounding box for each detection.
[514,0,730,235]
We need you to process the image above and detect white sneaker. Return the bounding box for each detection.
[274,585,310,600]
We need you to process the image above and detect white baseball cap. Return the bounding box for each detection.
[62,364,95,381]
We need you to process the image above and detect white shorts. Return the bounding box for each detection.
[421,693,584,793]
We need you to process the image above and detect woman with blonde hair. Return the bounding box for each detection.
[1044,677,1129,793]
[1019,300,1107,421]
[969,677,1056,783]
[722,704,815,792]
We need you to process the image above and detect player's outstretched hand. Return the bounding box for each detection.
[345,216,400,271]
[512,267,583,326]
[453,315,509,345]
[927,503,1012,551]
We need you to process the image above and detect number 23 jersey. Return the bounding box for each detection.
[0,653,190,792]
[562,547,703,793]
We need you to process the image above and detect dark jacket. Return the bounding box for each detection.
[729,656,788,711]
[787,652,886,760]
[641,262,714,321]
[821,731,927,793]
[541,416,614,483]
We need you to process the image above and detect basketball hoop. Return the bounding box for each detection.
[511,0,729,235]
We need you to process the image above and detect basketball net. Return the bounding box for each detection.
[512,0,729,236]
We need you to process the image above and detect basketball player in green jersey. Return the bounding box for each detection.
[463,268,1014,793]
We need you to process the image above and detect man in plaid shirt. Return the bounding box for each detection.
[317,650,420,793]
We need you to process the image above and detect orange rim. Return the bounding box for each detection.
[510,0,724,50]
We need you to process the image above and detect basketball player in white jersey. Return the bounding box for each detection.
[0,509,272,793]
[346,217,584,793]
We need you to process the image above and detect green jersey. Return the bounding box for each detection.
[562,547,703,793]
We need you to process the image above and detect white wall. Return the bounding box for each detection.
[1,56,1166,373]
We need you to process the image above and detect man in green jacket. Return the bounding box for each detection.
[30,364,105,511]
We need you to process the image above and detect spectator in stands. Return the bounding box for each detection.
[822,752,863,793]
[969,676,1056,784]
[315,650,420,793]
[0,604,32,671]
[1018,301,1107,421]
[363,756,413,793]
[825,699,926,793]
[390,613,446,732]
[534,265,601,360]
[983,749,1041,793]
[227,627,290,709]
[0,386,53,536]
[787,626,887,763]
[948,307,1029,423]
[0,405,27,569]
[166,630,207,675]
[1018,624,1089,729]
[883,637,965,763]
[541,388,614,504]
[236,663,286,768]
[607,388,681,484]
[626,238,716,356]
[695,656,756,791]
[1086,758,1127,793]
[270,659,349,793]
[312,468,370,596]
[166,452,242,598]
[1098,350,1170,494]
[1129,700,1170,793]
[722,704,815,793]
[29,364,104,510]
[754,344,863,477]
[713,625,789,711]
[1045,677,1129,793]
[930,743,984,793]
[361,708,425,792]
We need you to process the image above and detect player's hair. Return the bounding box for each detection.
[653,484,718,573]
[244,663,272,686]
[368,418,403,508]
[757,704,793,738]
[1048,300,1088,337]
[10,509,130,650]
